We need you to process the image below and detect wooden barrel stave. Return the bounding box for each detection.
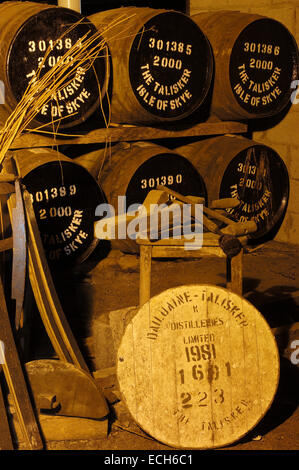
[176,135,290,243]
[192,11,299,120]
[89,7,213,124]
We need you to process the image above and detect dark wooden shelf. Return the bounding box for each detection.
[9,120,248,149]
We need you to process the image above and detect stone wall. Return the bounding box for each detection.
[188,0,299,244]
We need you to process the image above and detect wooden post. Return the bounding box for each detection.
[139,244,152,306]
[230,250,243,296]
[0,379,14,450]
[186,0,191,15]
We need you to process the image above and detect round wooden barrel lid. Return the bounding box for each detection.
[229,18,298,117]
[176,136,290,243]
[7,7,108,128]
[219,144,289,241]
[117,285,280,449]
[128,11,213,120]
[22,159,106,268]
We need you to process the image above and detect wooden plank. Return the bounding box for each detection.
[25,360,109,420]
[137,232,221,246]
[155,185,251,235]
[0,174,16,183]
[23,190,90,373]
[0,378,14,450]
[139,245,152,306]
[12,414,108,445]
[230,250,243,296]
[27,249,76,364]
[117,285,280,449]
[9,183,27,330]
[0,183,15,195]
[151,246,225,258]
[9,121,248,149]
[0,237,13,252]
[0,279,43,450]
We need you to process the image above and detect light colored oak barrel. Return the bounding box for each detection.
[117,284,280,449]
[176,135,289,244]
[191,11,299,120]
[0,1,109,129]
[9,148,106,269]
[89,7,213,124]
[76,141,207,253]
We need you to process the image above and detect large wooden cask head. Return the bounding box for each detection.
[11,148,106,268]
[177,136,289,243]
[0,1,109,128]
[192,11,299,120]
[89,7,213,124]
[117,284,280,449]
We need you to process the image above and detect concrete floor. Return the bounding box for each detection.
[25,240,299,452]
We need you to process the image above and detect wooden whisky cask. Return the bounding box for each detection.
[98,141,207,210]
[0,1,109,129]
[117,284,280,449]
[89,7,213,124]
[176,135,289,244]
[77,141,207,253]
[10,148,106,268]
[192,11,299,120]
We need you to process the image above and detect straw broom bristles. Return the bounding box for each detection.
[0,12,138,169]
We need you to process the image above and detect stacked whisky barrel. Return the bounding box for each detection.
[0,1,110,129]
[0,1,109,269]
[0,3,215,268]
[88,7,214,124]
[191,10,299,120]
[173,10,298,242]
[83,7,297,247]
[87,7,299,123]
[0,4,296,451]
[1,148,106,269]
[176,135,290,244]
[82,10,295,451]
[0,3,298,267]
